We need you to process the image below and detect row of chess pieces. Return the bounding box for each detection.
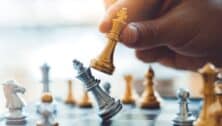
[64,66,160,110]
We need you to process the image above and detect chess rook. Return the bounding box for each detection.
[73,59,122,120]
[194,63,218,126]
[65,80,76,105]
[140,67,160,109]
[90,8,128,75]
[121,75,135,105]
[41,63,50,93]
[172,88,195,126]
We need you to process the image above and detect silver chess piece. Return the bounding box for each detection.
[41,63,50,93]
[102,82,111,95]
[2,80,27,125]
[172,88,195,126]
[72,59,122,120]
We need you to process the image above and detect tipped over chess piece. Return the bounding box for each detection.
[78,89,93,108]
[121,75,135,105]
[90,8,128,75]
[3,80,27,125]
[139,67,160,109]
[73,59,122,120]
[65,80,76,105]
[36,93,59,126]
[172,88,195,126]
[208,78,222,126]
[194,63,218,126]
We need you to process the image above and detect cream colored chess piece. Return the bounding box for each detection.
[194,63,218,126]
[121,75,135,105]
[78,89,93,108]
[140,67,160,109]
[90,8,128,75]
[65,80,75,105]
[208,79,222,126]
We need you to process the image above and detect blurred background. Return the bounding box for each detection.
[0,0,203,113]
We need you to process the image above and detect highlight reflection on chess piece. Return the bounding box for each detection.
[140,67,160,109]
[90,8,128,75]
[65,80,75,105]
[78,89,93,108]
[172,88,195,126]
[36,93,59,126]
[73,59,122,120]
[194,63,218,126]
[3,80,27,125]
[208,78,222,126]
[121,75,135,105]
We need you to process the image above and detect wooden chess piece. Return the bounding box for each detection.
[78,89,93,108]
[208,79,222,126]
[194,63,218,126]
[90,8,128,75]
[139,66,160,109]
[65,80,75,105]
[121,75,135,105]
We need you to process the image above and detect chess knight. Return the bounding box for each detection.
[3,80,27,125]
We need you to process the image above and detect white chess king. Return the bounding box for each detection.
[2,80,27,125]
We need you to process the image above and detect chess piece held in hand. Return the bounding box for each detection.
[3,80,27,125]
[78,89,93,108]
[36,93,59,126]
[73,59,122,120]
[194,63,218,126]
[121,75,135,105]
[172,88,195,126]
[90,8,128,75]
[140,67,160,109]
[208,78,222,126]
[65,80,76,105]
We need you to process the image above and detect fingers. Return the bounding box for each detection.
[136,47,222,70]
[103,0,117,9]
[99,0,163,33]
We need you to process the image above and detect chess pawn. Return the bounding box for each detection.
[73,59,122,120]
[194,63,218,126]
[140,67,160,109]
[65,80,75,105]
[208,79,222,126]
[121,75,135,105]
[78,89,93,108]
[172,88,195,126]
[102,82,111,95]
[90,8,127,75]
[36,93,59,126]
[3,80,27,125]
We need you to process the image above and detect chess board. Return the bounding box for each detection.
[0,97,201,126]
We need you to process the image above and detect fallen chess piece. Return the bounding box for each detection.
[172,88,195,126]
[36,93,59,126]
[2,80,27,125]
[73,59,122,120]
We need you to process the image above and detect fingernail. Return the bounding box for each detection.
[120,24,138,44]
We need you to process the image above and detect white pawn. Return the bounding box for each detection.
[3,80,27,125]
